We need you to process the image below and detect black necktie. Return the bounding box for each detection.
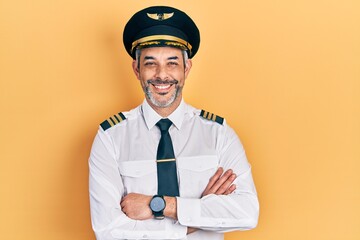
[156,119,179,196]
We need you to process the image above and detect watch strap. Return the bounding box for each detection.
[153,210,165,220]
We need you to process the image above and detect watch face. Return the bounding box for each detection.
[150,197,165,212]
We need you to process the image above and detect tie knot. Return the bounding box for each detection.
[156,118,173,133]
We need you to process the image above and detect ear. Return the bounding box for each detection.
[132,60,140,80]
[184,59,192,79]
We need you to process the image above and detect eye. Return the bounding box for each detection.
[168,61,179,66]
[144,61,156,66]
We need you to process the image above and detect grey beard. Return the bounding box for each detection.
[144,79,182,108]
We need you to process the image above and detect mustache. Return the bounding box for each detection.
[147,79,179,85]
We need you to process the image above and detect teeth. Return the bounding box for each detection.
[154,85,170,89]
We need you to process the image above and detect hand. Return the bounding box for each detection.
[120,193,152,220]
[202,167,236,197]
[188,167,236,235]
[187,227,198,234]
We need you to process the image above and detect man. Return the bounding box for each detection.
[89,6,259,240]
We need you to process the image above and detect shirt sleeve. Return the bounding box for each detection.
[89,128,187,239]
[176,123,259,232]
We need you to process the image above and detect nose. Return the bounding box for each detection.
[155,64,169,80]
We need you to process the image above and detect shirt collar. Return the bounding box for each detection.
[142,99,186,130]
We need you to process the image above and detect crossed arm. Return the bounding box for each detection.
[90,126,259,239]
[120,167,236,233]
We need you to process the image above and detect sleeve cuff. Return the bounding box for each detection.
[110,219,187,239]
[177,197,201,227]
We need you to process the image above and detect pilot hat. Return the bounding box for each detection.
[123,6,200,59]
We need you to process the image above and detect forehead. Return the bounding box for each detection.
[140,47,183,59]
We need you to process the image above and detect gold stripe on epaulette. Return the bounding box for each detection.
[212,114,216,121]
[111,116,118,124]
[199,109,224,125]
[100,112,127,131]
[115,113,123,122]
[108,118,114,127]
[203,111,208,118]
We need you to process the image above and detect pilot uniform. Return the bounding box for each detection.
[89,5,259,240]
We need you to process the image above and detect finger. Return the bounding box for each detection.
[215,173,236,194]
[187,227,199,234]
[202,167,223,195]
[224,184,236,195]
[121,204,126,213]
[120,196,127,208]
[209,169,233,193]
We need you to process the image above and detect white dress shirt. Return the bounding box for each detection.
[89,99,259,240]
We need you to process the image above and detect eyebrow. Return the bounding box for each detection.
[168,56,179,60]
[144,56,155,60]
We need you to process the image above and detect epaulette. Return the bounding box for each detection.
[199,110,224,125]
[100,112,126,131]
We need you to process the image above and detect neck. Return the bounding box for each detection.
[146,97,182,118]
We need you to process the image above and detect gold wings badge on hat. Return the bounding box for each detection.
[147,12,174,21]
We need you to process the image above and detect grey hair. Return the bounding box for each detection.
[135,48,189,69]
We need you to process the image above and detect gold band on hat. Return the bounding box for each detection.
[131,35,193,55]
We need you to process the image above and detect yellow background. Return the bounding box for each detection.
[1,0,359,239]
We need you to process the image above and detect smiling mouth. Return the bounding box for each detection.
[154,84,171,90]
[147,79,178,92]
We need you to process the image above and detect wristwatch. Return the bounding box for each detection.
[149,195,166,220]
